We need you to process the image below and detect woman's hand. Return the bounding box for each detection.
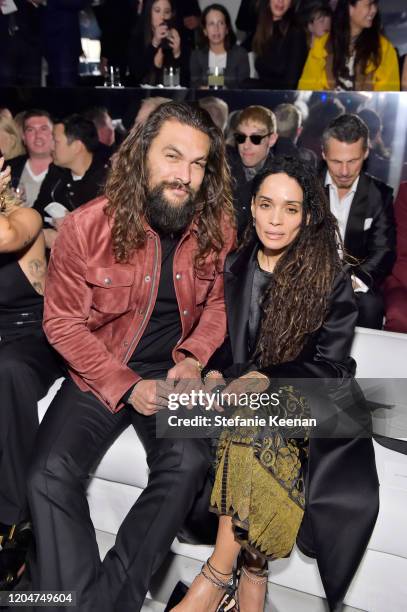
[168,28,181,59]
[221,371,270,407]
[152,22,169,48]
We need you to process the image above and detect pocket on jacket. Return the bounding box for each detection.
[194,267,216,305]
[86,266,134,314]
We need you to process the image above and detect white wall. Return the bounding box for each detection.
[198,0,239,29]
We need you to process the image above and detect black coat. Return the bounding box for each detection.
[254,23,308,90]
[189,45,250,89]
[324,171,396,288]
[210,240,379,611]
[33,157,109,225]
[8,155,28,190]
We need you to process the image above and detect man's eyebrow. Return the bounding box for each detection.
[163,144,208,162]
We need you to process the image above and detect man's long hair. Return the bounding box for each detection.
[331,0,381,83]
[104,101,234,268]
[242,157,342,367]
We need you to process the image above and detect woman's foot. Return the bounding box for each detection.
[236,555,268,612]
[171,558,235,612]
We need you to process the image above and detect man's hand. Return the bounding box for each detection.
[128,379,169,416]
[166,357,203,406]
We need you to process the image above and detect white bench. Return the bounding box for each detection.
[37,327,407,611]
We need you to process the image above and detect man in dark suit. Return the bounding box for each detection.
[0,0,41,86]
[321,114,396,329]
[40,0,88,87]
[227,105,278,238]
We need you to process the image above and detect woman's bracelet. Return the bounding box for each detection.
[203,369,223,383]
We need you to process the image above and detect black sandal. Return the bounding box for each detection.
[233,552,268,612]
[0,521,33,591]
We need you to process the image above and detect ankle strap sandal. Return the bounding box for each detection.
[200,558,235,593]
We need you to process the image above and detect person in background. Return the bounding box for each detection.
[235,0,261,50]
[297,96,345,156]
[251,0,308,90]
[41,0,88,87]
[128,0,183,86]
[198,97,229,132]
[0,108,13,121]
[8,110,54,208]
[0,116,25,162]
[83,106,117,162]
[93,0,136,83]
[322,113,395,329]
[0,159,62,591]
[0,0,42,87]
[357,107,390,185]
[133,96,173,127]
[300,0,332,48]
[227,105,278,237]
[299,0,400,91]
[273,102,317,166]
[190,4,250,89]
[383,183,407,333]
[34,115,109,249]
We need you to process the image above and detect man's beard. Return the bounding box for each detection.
[146,180,197,235]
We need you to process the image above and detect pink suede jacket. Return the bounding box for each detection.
[43,196,236,412]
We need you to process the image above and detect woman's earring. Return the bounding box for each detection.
[252,217,256,226]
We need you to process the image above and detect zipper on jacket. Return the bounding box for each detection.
[122,234,160,363]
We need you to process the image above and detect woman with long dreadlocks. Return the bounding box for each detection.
[171,157,379,612]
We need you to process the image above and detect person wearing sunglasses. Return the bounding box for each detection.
[227,105,278,238]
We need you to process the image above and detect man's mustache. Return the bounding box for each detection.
[163,179,193,196]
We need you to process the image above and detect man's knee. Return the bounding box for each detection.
[27,450,83,505]
[177,439,212,484]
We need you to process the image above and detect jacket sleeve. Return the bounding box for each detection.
[43,214,140,413]
[262,270,358,379]
[298,40,326,91]
[374,38,400,91]
[354,184,396,286]
[177,221,237,365]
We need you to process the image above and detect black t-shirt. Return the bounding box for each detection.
[127,234,182,380]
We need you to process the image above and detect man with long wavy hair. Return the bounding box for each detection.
[26,102,236,611]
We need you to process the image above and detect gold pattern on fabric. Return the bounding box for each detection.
[210,385,310,560]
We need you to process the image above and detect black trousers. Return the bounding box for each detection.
[27,379,214,612]
[355,289,384,330]
[0,327,62,524]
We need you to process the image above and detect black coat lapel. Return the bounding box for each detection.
[224,241,259,363]
[344,174,369,257]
